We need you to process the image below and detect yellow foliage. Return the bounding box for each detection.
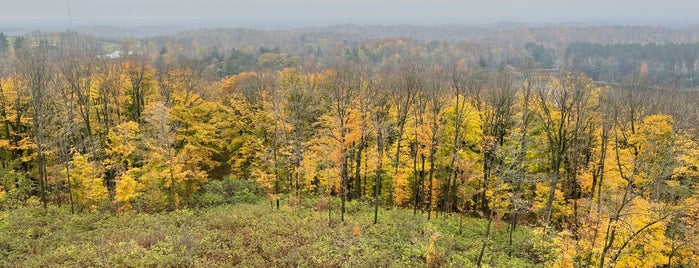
[252,169,275,194]
[106,121,140,171]
[343,107,364,147]
[221,72,258,94]
[426,232,442,268]
[0,139,9,148]
[577,170,594,195]
[487,181,511,215]
[70,153,108,212]
[673,131,699,180]
[300,133,340,193]
[392,171,410,205]
[616,199,669,267]
[534,182,570,221]
[134,162,170,211]
[120,60,159,118]
[114,173,138,212]
[551,229,576,268]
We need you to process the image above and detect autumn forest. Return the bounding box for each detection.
[1,25,699,267]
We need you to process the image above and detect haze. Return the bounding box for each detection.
[1,0,698,28]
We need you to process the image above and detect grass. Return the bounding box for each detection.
[0,197,553,267]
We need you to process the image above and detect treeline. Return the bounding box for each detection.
[565,42,699,87]
[154,26,699,89]
[160,25,699,55]
[0,30,698,267]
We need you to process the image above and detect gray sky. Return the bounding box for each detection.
[1,0,698,27]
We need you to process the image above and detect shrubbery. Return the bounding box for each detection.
[191,177,263,207]
[0,200,553,267]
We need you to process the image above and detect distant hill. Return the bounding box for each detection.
[0,25,188,37]
[73,25,188,37]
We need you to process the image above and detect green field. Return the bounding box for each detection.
[0,198,552,267]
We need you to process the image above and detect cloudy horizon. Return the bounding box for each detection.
[1,0,698,29]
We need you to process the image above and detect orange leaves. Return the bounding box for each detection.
[343,107,364,148]
[426,232,442,268]
[318,106,364,165]
[352,223,361,237]
[392,171,411,205]
[221,71,258,95]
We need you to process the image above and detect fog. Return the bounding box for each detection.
[1,0,698,28]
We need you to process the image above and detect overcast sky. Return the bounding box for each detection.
[1,0,698,28]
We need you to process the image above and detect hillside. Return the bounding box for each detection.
[2,23,699,268]
[0,198,552,267]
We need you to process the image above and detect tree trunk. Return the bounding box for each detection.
[355,138,363,200]
[544,158,561,225]
[390,127,404,208]
[38,149,47,209]
[412,144,419,216]
[374,129,383,224]
[427,145,436,220]
[66,163,74,214]
[477,200,496,267]
[340,123,347,222]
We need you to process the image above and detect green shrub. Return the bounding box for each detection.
[0,188,29,209]
[223,177,264,196]
[193,192,227,207]
[192,178,262,207]
[229,188,259,204]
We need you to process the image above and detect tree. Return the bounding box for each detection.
[424,67,448,220]
[0,75,32,198]
[505,67,535,253]
[123,55,157,125]
[107,121,142,212]
[525,42,555,69]
[598,114,679,268]
[59,32,99,152]
[142,97,211,210]
[222,48,254,77]
[476,69,517,214]
[327,62,365,222]
[534,72,596,226]
[282,68,322,200]
[222,72,294,208]
[68,152,107,212]
[370,73,389,224]
[15,40,56,209]
[385,60,421,207]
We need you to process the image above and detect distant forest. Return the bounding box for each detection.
[148,24,699,88]
[5,24,699,88]
[566,42,699,87]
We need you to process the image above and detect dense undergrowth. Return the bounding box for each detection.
[0,196,553,267]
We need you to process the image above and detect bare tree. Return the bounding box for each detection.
[60,32,99,152]
[425,67,448,220]
[15,40,56,209]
